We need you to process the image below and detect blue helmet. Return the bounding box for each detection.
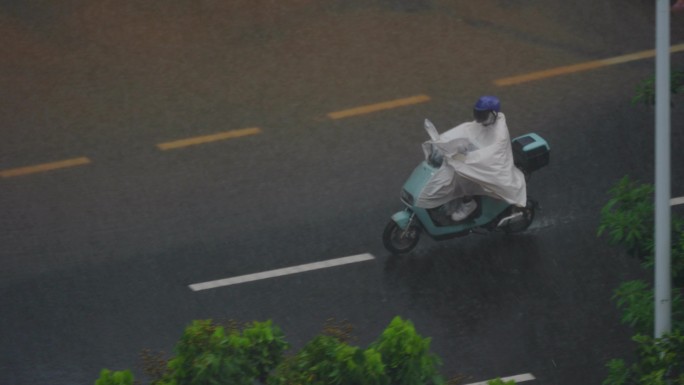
[473,95,500,125]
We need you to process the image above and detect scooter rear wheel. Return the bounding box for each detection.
[503,204,535,233]
[383,220,421,254]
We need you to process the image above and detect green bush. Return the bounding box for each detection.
[242,320,290,382]
[598,176,684,283]
[487,378,516,385]
[613,280,684,335]
[370,316,445,385]
[270,317,444,385]
[632,69,684,106]
[269,335,389,385]
[612,280,656,335]
[95,369,134,385]
[598,176,655,258]
[158,319,288,385]
[600,176,684,385]
[641,216,684,284]
[603,330,684,385]
[98,317,448,385]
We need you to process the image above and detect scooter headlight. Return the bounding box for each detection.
[401,189,414,206]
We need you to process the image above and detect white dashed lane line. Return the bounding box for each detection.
[189,253,375,292]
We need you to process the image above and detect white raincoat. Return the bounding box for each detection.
[415,113,527,208]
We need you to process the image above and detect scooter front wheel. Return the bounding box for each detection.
[383,220,421,254]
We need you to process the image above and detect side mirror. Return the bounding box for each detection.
[424,119,440,141]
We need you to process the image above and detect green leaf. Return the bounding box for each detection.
[94,369,134,385]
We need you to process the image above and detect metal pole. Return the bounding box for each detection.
[654,0,671,338]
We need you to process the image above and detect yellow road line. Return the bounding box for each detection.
[0,157,92,178]
[157,127,262,150]
[327,94,431,120]
[495,43,684,86]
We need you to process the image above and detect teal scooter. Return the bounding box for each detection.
[382,121,550,254]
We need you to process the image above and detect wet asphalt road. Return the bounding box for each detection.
[2,1,684,384]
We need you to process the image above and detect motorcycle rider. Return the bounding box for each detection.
[418,95,527,221]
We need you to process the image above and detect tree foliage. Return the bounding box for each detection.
[598,176,655,258]
[97,317,445,385]
[632,69,684,106]
[598,176,684,279]
[155,319,288,385]
[268,335,389,385]
[94,369,134,385]
[369,317,444,385]
[486,378,517,385]
[603,331,684,385]
[613,280,684,335]
[599,176,684,384]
